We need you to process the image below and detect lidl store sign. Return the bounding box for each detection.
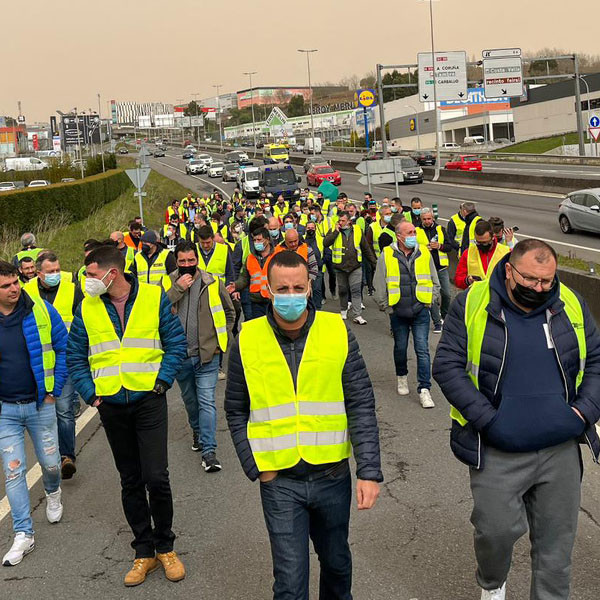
[354,89,377,108]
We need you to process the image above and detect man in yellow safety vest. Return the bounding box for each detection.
[67,244,187,587]
[225,249,382,600]
[132,231,177,290]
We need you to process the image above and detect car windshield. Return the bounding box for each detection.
[463,156,478,162]
[212,162,224,168]
[199,155,210,160]
[245,171,260,181]
[400,158,417,168]
[190,160,202,165]
[270,147,288,155]
[225,164,238,171]
[316,167,334,174]
[264,170,296,186]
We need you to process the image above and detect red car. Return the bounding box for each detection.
[444,154,482,171]
[307,164,342,186]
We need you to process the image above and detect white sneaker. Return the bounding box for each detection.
[361,303,366,310]
[397,376,409,396]
[45,488,63,524]
[481,583,506,600]
[2,532,35,566]
[347,301,352,310]
[353,316,367,325]
[419,389,435,409]
[218,369,226,381]
[341,310,348,320]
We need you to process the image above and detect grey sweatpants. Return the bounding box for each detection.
[469,439,581,599]
[335,267,362,318]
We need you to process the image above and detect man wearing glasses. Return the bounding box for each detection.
[433,239,600,600]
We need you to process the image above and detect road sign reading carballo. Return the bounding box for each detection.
[355,89,376,108]
[417,51,467,103]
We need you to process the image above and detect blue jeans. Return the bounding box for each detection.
[0,401,61,535]
[260,463,352,600]
[390,308,432,391]
[56,375,76,460]
[176,355,219,455]
[430,268,452,327]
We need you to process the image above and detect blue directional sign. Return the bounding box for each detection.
[590,115,600,128]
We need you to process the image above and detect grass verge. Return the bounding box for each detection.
[495,132,583,154]
[558,254,599,273]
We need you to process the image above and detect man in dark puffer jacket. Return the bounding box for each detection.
[433,239,600,600]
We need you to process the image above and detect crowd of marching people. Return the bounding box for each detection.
[1,181,599,600]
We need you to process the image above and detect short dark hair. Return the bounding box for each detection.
[36,251,59,270]
[249,216,269,234]
[83,239,102,252]
[19,256,34,266]
[0,260,18,278]
[174,240,198,259]
[169,213,180,221]
[411,197,422,206]
[267,250,309,283]
[198,225,214,240]
[474,220,493,236]
[337,210,350,220]
[510,239,557,265]
[283,213,296,222]
[488,216,504,233]
[310,205,322,213]
[129,220,142,231]
[85,245,126,272]
[252,227,269,240]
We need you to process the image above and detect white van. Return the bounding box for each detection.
[302,137,322,154]
[441,142,460,150]
[237,166,260,198]
[464,136,486,145]
[4,157,49,172]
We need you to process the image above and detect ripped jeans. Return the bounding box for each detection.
[0,401,61,535]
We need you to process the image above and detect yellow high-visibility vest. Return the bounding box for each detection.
[24,272,75,331]
[273,203,289,220]
[450,214,466,247]
[452,280,586,427]
[383,245,434,306]
[16,248,44,262]
[197,242,229,282]
[466,243,510,282]
[332,225,362,265]
[207,278,228,352]
[369,221,385,258]
[239,312,351,472]
[124,246,135,273]
[467,216,482,246]
[81,283,164,396]
[23,295,56,393]
[134,249,172,291]
[416,225,449,267]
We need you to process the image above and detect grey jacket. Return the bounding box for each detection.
[373,243,440,319]
[167,268,236,364]
[323,227,377,273]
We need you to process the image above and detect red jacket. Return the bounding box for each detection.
[454,240,498,289]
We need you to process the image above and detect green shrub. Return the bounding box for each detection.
[0,169,132,232]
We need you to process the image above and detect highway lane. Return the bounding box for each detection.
[155,150,600,263]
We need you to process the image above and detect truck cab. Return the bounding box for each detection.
[259,164,301,201]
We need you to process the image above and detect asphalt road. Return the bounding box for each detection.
[152,150,600,264]
[3,298,600,600]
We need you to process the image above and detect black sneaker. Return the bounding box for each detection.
[201,452,222,473]
[191,432,202,453]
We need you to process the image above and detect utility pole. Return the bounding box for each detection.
[73,107,85,179]
[176,98,184,146]
[191,93,200,144]
[428,0,441,181]
[213,84,223,152]
[243,71,258,156]
[573,54,586,157]
[298,49,318,156]
[376,65,388,158]
[97,93,105,172]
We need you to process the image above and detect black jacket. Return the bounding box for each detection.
[225,306,383,482]
[459,211,480,254]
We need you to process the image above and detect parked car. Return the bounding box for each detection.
[558,188,600,234]
[61,178,76,183]
[444,154,483,171]
[153,149,166,157]
[0,181,17,191]
[182,150,195,159]
[222,162,240,182]
[307,164,341,187]
[207,162,225,178]
[118,147,129,154]
[186,159,207,175]
[303,156,329,173]
[364,150,384,161]
[28,180,50,187]
[4,157,48,172]
[411,151,436,166]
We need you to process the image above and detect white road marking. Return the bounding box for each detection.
[0,406,98,523]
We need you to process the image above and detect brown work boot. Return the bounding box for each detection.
[124,557,159,587]
[156,551,186,582]
[61,457,77,480]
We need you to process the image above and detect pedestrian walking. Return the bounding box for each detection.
[433,239,600,600]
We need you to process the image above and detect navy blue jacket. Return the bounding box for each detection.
[433,256,600,469]
[67,275,187,405]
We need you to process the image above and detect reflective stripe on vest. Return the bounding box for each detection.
[383,245,434,306]
[198,242,228,282]
[30,297,56,392]
[81,283,164,396]
[332,225,362,264]
[467,243,510,282]
[453,280,587,427]
[207,278,228,352]
[134,249,171,289]
[370,221,384,258]
[450,214,466,246]
[416,225,449,267]
[239,312,350,471]
[247,254,270,298]
[24,273,75,332]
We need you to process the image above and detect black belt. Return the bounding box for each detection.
[14,399,36,405]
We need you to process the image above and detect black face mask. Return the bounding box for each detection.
[476,243,492,253]
[306,230,316,238]
[511,279,555,309]
[142,244,152,255]
[178,265,197,277]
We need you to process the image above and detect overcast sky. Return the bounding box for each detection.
[5,0,599,122]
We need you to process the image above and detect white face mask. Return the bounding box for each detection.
[85,270,113,297]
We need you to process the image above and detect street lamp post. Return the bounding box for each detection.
[404,105,420,151]
[243,71,258,156]
[213,84,223,152]
[176,98,184,146]
[298,49,318,156]
[97,93,105,172]
[191,93,201,144]
[425,0,441,181]
[580,76,593,156]
[73,107,85,179]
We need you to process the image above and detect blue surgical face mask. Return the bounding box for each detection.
[310,214,317,222]
[391,206,398,213]
[270,289,308,322]
[269,229,280,238]
[284,222,294,230]
[254,241,265,252]
[404,235,417,248]
[44,272,61,287]
[412,208,422,216]
[383,215,392,224]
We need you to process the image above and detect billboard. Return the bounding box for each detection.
[155,114,174,127]
[440,87,510,114]
[237,87,311,109]
[61,115,102,147]
[138,115,152,127]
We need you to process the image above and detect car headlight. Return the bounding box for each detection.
[402,171,408,177]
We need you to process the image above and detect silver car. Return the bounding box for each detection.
[559,188,600,234]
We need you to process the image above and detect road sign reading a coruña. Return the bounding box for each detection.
[418,51,467,102]
[482,48,523,99]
